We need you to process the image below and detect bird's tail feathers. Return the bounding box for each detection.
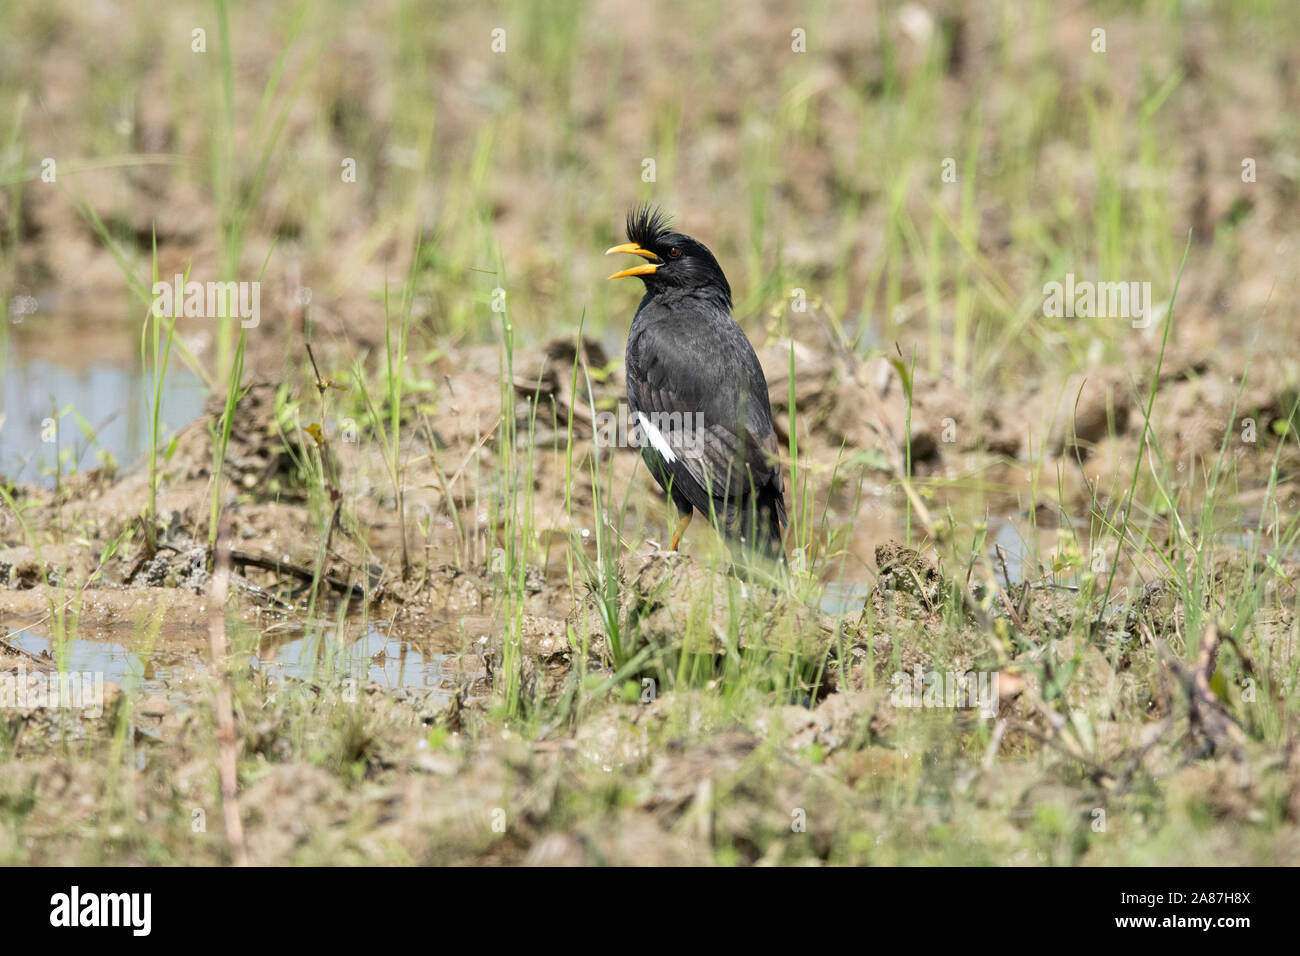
[725,486,788,567]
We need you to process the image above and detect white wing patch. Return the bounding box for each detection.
[636,412,677,464]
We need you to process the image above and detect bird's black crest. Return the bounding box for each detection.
[626,204,673,248]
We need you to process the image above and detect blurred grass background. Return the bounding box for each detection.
[2,0,1296,391]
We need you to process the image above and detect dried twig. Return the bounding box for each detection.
[208,520,249,867]
[0,633,52,666]
[1151,621,1248,761]
[993,545,1028,632]
[228,549,368,599]
[1159,621,1248,764]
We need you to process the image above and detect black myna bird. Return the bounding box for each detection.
[606,205,787,561]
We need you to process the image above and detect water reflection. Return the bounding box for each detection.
[0,333,206,485]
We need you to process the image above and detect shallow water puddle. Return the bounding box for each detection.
[987,519,1055,584]
[5,627,186,697]
[3,618,482,720]
[253,622,482,705]
[813,515,1060,612]
[0,335,206,485]
[818,581,870,615]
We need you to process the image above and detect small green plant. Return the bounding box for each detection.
[141,235,181,554]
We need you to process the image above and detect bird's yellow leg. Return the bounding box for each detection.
[670,512,693,551]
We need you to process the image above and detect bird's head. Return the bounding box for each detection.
[606,205,732,307]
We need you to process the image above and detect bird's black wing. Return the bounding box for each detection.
[626,301,785,535]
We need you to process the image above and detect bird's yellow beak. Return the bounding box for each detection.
[605,242,660,280]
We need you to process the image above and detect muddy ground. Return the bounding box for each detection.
[2,1,1300,864]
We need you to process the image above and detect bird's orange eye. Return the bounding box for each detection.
[669,247,681,258]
